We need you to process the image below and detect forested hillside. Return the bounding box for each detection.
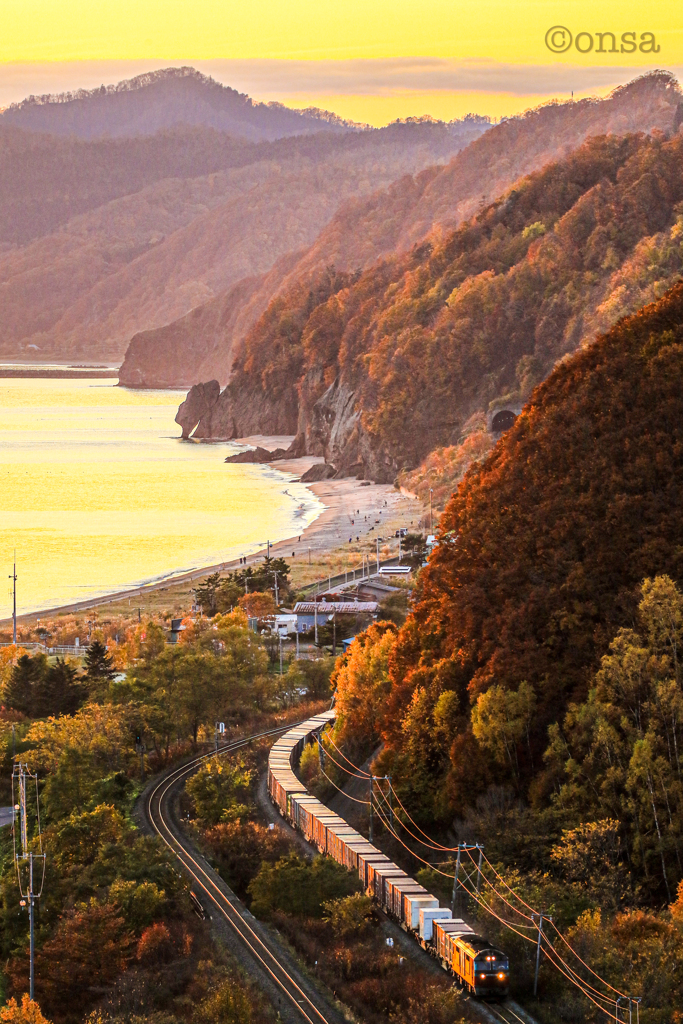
[333,282,683,900]
[0,66,358,141]
[129,71,682,387]
[192,125,683,483]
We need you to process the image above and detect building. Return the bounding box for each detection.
[293,600,378,633]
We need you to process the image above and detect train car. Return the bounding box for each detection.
[357,850,391,890]
[267,712,511,1002]
[372,865,408,908]
[434,918,473,964]
[327,826,363,865]
[341,839,378,876]
[405,894,439,931]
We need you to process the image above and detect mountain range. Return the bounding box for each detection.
[119,70,682,389]
[0,68,490,368]
[0,66,360,141]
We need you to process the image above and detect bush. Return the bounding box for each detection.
[185,757,253,826]
[248,854,360,919]
[322,893,374,938]
[108,878,167,931]
[136,922,174,964]
[202,820,295,896]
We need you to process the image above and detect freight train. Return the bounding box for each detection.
[268,710,510,999]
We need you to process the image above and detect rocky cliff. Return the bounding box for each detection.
[186,113,683,483]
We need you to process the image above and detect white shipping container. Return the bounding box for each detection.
[406,895,439,930]
[419,907,452,941]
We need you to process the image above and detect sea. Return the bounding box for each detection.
[0,372,322,616]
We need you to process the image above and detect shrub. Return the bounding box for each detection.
[248,854,360,919]
[322,893,374,938]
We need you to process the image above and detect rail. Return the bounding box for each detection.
[137,724,346,1024]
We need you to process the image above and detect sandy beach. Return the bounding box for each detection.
[3,436,424,624]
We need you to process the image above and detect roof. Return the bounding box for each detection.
[294,602,378,614]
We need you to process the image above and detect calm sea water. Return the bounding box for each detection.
[0,376,322,615]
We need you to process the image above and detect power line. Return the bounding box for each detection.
[321,736,631,1008]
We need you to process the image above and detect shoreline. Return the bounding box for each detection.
[1,436,423,626]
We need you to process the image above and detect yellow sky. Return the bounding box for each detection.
[0,0,681,123]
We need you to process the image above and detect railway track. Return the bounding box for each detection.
[138,724,346,1024]
[485,1001,536,1024]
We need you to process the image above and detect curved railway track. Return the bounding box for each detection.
[485,1003,532,1024]
[138,724,345,1024]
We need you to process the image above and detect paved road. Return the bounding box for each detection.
[135,728,348,1024]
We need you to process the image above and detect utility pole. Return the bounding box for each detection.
[279,634,283,676]
[398,534,402,563]
[12,763,46,1002]
[295,629,300,660]
[429,489,433,533]
[368,775,374,843]
[308,547,311,565]
[267,539,270,559]
[314,602,318,646]
[475,844,484,894]
[532,911,552,996]
[376,536,381,574]
[332,610,336,657]
[386,775,393,830]
[618,995,643,1019]
[451,844,462,917]
[449,842,482,916]
[9,553,17,645]
[271,570,279,607]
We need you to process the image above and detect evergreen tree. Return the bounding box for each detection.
[84,640,116,694]
[4,654,47,716]
[38,659,84,718]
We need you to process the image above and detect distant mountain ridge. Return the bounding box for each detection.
[0,66,362,141]
[0,107,489,363]
[120,70,682,389]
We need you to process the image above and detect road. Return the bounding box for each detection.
[136,726,348,1024]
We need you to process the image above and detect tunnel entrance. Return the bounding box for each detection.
[491,409,518,433]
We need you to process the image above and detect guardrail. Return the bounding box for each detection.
[0,642,85,655]
[300,557,408,596]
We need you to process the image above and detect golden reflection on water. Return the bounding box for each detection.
[0,377,321,615]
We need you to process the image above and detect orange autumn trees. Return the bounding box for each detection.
[381,282,683,830]
[203,118,683,481]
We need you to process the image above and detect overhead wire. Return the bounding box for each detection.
[476,849,627,1000]
[319,738,628,1007]
[369,793,621,1017]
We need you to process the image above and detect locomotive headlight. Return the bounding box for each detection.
[480,973,486,979]
[498,972,506,980]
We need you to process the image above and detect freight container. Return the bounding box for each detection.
[405,895,439,930]
[358,851,391,890]
[419,907,452,941]
[389,880,429,921]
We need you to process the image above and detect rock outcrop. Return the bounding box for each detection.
[224,446,288,463]
[175,380,220,438]
[300,462,337,482]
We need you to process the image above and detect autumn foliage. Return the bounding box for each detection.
[215,114,683,481]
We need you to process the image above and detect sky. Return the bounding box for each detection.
[0,0,681,124]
